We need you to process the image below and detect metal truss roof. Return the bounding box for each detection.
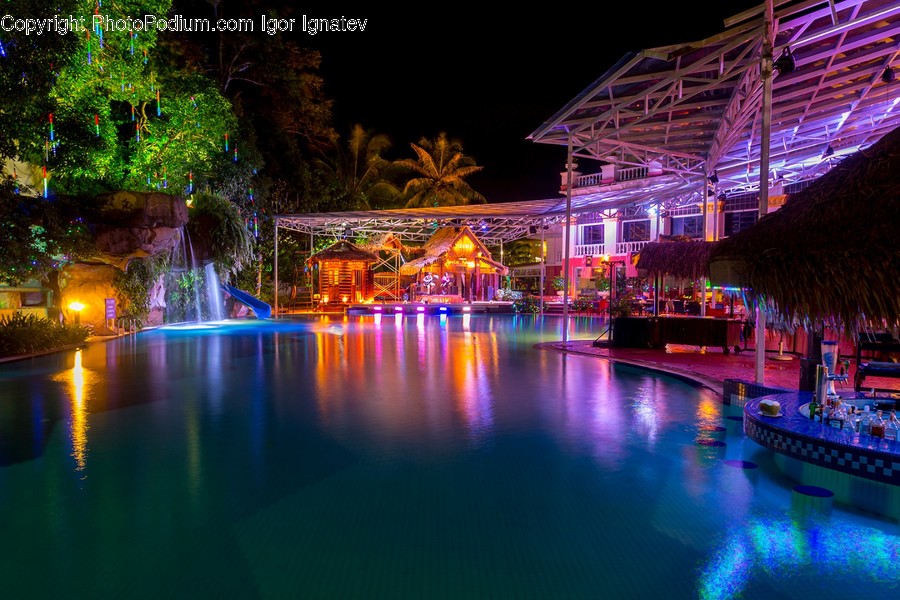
[277,200,565,246]
[276,173,690,245]
[528,0,900,201]
[279,0,900,245]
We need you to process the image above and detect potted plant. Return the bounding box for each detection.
[552,275,565,296]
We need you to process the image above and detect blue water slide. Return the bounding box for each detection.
[221,283,272,319]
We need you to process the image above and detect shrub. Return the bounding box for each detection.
[513,295,542,314]
[0,313,91,358]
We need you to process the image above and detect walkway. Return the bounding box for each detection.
[540,340,899,398]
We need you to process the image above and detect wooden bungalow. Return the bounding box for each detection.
[399,226,508,302]
[307,240,379,305]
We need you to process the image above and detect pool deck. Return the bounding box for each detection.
[541,339,900,398]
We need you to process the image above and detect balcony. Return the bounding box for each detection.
[615,241,650,254]
[567,163,661,191]
[573,243,605,257]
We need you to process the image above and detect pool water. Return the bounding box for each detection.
[1,314,898,599]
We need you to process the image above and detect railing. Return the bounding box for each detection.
[615,240,650,254]
[572,166,651,189]
[573,243,605,257]
[616,166,649,181]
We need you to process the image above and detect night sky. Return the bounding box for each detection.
[289,4,762,203]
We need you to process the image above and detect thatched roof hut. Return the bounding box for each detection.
[635,236,716,280]
[307,240,378,265]
[709,125,900,331]
[399,226,507,276]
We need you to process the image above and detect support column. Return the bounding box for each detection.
[273,217,279,318]
[562,134,574,345]
[756,0,775,384]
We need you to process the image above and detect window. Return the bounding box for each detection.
[724,211,757,236]
[673,215,703,238]
[622,220,650,242]
[582,224,604,245]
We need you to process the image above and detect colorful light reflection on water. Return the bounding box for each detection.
[0,314,898,599]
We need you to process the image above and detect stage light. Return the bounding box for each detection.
[707,171,718,184]
[823,144,834,158]
[774,47,795,75]
[882,67,895,84]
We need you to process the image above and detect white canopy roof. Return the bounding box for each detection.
[279,0,900,244]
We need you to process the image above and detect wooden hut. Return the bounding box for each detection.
[709,124,900,332]
[307,240,379,305]
[399,226,508,302]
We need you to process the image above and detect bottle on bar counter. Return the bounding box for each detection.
[871,410,886,439]
[858,406,872,435]
[809,393,818,420]
[885,413,898,441]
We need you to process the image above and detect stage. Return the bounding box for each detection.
[345,300,515,316]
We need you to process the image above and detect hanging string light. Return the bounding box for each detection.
[94,114,100,136]
[188,171,193,194]
[129,32,135,55]
[0,38,6,57]
[131,105,135,121]
[156,89,161,116]
[86,29,92,64]
[42,165,48,198]
[163,166,167,188]
[135,122,140,142]
[48,113,54,141]
[12,167,19,194]
[233,145,238,162]
[224,133,229,152]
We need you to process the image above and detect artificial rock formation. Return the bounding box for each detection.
[60,191,188,330]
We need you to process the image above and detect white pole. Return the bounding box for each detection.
[540,221,545,314]
[562,134,574,344]
[273,217,279,318]
[756,0,775,384]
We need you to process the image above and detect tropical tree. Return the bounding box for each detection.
[316,124,399,210]
[0,180,94,285]
[1,0,242,197]
[393,132,486,208]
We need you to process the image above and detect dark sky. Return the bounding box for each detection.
[299,4,762,203]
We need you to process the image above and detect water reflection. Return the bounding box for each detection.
[50,349,93,471]
[698,514,900,600]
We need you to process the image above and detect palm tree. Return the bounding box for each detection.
[316,124,399,210]
[394,132,486,208]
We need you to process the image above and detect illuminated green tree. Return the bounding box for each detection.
[3,0,242,197]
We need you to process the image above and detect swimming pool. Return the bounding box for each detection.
[1,314,898,599]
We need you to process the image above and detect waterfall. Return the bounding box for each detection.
[169,226,209,323]
[205,263,225,321]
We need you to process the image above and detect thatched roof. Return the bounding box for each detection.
[307,240,378,265]
[399,226,500,275]
[360,233,408,254]
[709,125,900,331]
[635,236,715,280]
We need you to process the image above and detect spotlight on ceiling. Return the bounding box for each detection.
[883,67,896,84]
[774,47,795,75]
[823,144,834,158]
[707,171,719,184]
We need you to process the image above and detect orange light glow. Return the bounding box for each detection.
[454,237,475,254]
